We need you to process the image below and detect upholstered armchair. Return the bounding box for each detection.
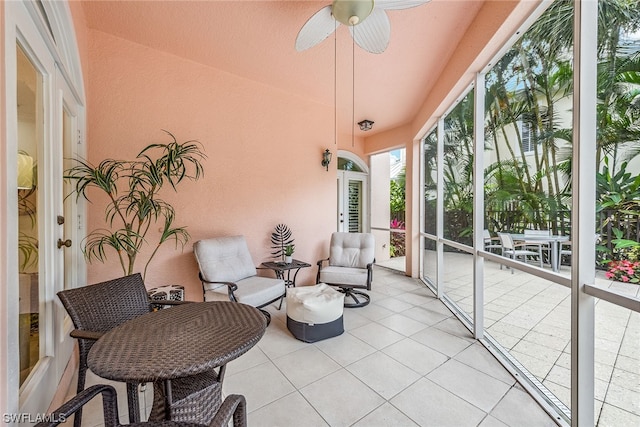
[193,236,286,324]
[316,232,375,308]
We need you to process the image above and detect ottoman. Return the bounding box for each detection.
[286,283,344,343]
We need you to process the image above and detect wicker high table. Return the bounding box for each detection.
[87,301,267,424]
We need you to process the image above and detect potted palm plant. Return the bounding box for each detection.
[65,131,206,279]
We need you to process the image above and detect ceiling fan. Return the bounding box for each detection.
[295,0,430,54]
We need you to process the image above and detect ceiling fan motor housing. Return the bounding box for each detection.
[332,0,374,26]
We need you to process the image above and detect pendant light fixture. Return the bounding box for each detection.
[358,119,374,131]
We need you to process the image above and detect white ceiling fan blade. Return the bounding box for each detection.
[349,9,390,54]
[295,5,338,52]
[375,0,431,11]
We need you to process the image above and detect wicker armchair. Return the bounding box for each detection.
[34,384,247,427]
[57,273,185,426]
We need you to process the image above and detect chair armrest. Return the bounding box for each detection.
[365,261,375,290]
[35,384,119,427]
[316,258,329,284]
[70,329,104,341]
[147,299,192,311]
[148,299,191,307]
[209,394,247,427]
[156,299,191,305]
[199,273,239,292]
[199,272,239,301]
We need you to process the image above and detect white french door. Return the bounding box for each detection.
[5,0,84,417]
[337,170,368,233]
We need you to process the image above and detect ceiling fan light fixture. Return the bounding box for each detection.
[332,0,374,26]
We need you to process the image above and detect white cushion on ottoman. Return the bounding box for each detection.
[286,283,344,342]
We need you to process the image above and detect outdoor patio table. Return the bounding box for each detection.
[509,233,569,272]
[87,301,267,423]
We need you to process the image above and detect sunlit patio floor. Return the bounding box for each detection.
[68,259,638,426]
[411,251,640,426]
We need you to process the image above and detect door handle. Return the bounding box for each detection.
[57,238,72,249]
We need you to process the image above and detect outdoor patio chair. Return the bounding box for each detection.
[316,232,375,308]
[193,236,286,325]
[483,229,502,253]
[523,229,552,264]
[34,384,247,427]
[557,234,601,267]
[498,232,543,272]
[57,273,186,427]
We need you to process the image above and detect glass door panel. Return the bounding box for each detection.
[337,171,367,233]
[17,44,42,386]
[347,179,363,232]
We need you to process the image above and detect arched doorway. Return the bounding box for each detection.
[336,151,369,233]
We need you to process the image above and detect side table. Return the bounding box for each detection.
[260,259,311,287]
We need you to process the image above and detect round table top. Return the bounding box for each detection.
[87,301,267,382]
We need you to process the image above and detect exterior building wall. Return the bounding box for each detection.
[486,95,574,200]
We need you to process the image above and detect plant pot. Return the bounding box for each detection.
[285,255,293,264]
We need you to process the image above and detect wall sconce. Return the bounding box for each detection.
[17,152,34,190]
[358,119,374,131]
[321,149,332,171]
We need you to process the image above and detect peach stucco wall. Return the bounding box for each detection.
[85,29,358,300]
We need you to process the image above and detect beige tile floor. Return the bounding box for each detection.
[321,254,639,426]
[418,251,640,426]
[71,266,559,427]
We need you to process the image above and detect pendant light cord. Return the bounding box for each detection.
[334,20,337,147]
[352,27,355,148]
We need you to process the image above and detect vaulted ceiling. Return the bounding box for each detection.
[80,1,527,138]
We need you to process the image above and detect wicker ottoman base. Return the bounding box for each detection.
[287,315,344,343]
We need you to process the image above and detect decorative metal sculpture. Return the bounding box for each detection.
[271,224,295,263]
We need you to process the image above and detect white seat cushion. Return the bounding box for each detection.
[319,265,369,287]
[286,284,344,324]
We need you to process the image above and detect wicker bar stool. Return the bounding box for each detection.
[57,273,186,427]
[34,384,246,427]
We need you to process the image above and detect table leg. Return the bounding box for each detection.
[291,268,302,287]
[164,379,173,420]
[126,382,141,423]
[551,242,558,272]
